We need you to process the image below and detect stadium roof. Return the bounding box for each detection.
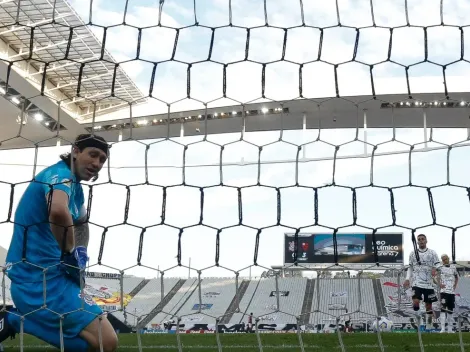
[2,91,470,150]
[0,1,469,150]
[0,0,145,121]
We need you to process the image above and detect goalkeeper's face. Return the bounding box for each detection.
[74,146,108,181]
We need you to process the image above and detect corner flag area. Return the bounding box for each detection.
[2,333,470,351]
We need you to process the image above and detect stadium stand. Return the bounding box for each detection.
[378,276,470,324]
[0,247,13,306]
[150,277,199,325]
[229,278,261,324]
[379,277,419,323]
[0,275,13,306]
[229,277,307,324]
[372,279,388,317]
[111,278,180,326]
[86,275,143,298]
[220,279,251,324]
[137,279,187,328]
[454,277,470,315]
[168,277,238,324]
[299,279,315,325]
[309,278,378,326]
[4,260,470,332]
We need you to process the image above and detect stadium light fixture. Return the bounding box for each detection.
[84,107,290,134]
[381,100,467,109]
[34,113,43,121]
[16,115,26,125]
[11,96,20,105]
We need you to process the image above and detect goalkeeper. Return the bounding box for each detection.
[0,134,118,352]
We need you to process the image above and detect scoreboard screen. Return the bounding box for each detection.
[284,233,403,265]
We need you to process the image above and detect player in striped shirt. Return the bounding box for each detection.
[437,254,459,333]
[403,234,440,330]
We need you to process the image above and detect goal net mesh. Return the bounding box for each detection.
[0,0,469,350]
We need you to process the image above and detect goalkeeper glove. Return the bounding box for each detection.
[63,246,88,287]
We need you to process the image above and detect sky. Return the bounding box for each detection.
[1,0,470,280]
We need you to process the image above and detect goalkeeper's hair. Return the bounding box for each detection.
[60,134,109,182]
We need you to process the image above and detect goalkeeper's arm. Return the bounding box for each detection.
[48,190,75,253]
[74,205,89,249]
[62,205,89,286]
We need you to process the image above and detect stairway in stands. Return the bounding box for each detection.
[136,279,187,328]
[220,280,250,324]
[238,279,262,324]
[171,279,202,318]
[372,278,387,316]
[299,279,315,325]
[128,279,150,298]
[111,278,150,328]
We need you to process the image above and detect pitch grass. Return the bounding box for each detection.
[2,332,470,351]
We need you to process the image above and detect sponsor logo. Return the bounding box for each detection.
[83,283,131,309]
[78,292,97,306]
[260,315,277,322]
[373,241,400,257]
[328,303,346,310]
[192,304,213,310]
[182,316,203,323]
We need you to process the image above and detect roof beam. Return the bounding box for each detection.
[0,12,74,36]
[7,34,91,60]
[81,101,130,118]
[24,55,99,78]
[46,71,113,92]
[62,87,127,105]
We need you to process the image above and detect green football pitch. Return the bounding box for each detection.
[2,332,470,351]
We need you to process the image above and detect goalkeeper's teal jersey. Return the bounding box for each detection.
[5,160,84,283]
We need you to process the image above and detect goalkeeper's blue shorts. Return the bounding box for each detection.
[8,274,103,352]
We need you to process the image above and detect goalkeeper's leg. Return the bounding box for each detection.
[6,312,95,351]
[6,275,117,352]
